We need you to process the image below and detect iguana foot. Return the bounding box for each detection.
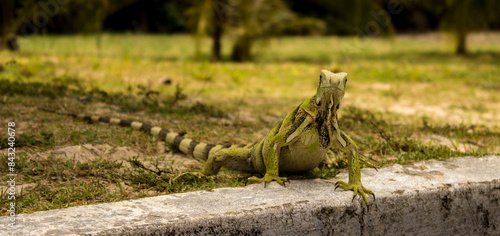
[335,180,375,206]
[247,174,288,187]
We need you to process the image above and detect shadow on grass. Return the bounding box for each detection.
[337,106,495,166]
[0,72,225,117]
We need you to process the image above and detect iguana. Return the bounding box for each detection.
[40,70,374,205]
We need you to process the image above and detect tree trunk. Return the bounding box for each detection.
[456,31,467,55]
[231,35,252,62]
[210,4,223,62]
[6,34,19,51]
[0,1,19,51]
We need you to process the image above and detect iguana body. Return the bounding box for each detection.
[41,70,374,205]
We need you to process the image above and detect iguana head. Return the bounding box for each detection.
[313,70,348,148]
[315,70,347,114]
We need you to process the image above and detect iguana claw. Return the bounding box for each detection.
[247,174,288,187]
[335,180,375,206]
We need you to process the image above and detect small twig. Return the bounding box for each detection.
[127,159,170,176]
[462,139,486,147]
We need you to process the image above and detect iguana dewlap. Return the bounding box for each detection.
[41,70,374,206]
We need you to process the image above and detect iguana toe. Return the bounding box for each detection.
[335,180,375,206]
[247,174,288,187]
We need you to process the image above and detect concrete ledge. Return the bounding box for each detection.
[2,156,499,235]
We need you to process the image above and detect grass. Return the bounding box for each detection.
[0,33,499,215]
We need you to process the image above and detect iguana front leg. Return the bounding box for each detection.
[335,131,375,205]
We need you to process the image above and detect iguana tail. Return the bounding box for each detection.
[38,108,251,161]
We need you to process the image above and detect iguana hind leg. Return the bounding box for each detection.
[247,144,288,186]
[247,112,316,186]
[201,148,252,175]
[174,148,252,182]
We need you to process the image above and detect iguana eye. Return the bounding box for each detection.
[336,104,340,110]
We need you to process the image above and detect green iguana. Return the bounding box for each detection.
[41,70,374,205]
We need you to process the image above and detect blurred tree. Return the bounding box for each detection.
[0,1,23,51]
[416,0,500,55]
[229,0,295,62]
[185,0,214,60]
[103,0,186,33]
[210,0,226,61]
[285,0,394,36]
[443,0,500,55]
[186,0,313,62]
[48,0,138,33]
[0,0,137,51]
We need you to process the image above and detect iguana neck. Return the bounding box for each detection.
[308,94,338,149]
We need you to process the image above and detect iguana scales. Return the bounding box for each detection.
[41,70,374,205]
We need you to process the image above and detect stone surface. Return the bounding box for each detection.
[1,156,499,235]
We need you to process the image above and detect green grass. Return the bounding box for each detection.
[0,33,499,215]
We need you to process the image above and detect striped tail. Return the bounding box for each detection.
[39,108,252,161]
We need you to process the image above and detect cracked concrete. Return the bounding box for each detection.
[1,156,499,235]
